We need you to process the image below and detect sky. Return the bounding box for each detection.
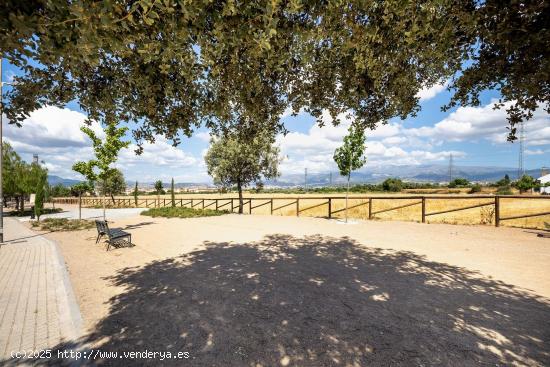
[2,61,550,183]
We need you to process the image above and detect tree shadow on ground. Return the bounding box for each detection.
[29,235,550,365]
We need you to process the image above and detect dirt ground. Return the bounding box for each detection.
[40,208,550,366]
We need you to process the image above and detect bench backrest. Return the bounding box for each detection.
[95,220,107,235]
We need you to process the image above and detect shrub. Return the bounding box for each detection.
[141,207,228,218]
[31,218,95,231]
[496,186,513,195]
[480,206,495,225]
[469,184,482,193]
[449,178,470,188]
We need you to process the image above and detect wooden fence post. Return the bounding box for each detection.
[328,198,332,218]
[421,197,426,223]
[296,199,299,217]
[270,199,273,215]
[215,199,219,211]
[231,199,234,213]
[495,196,500,227]
[368,198,373,219]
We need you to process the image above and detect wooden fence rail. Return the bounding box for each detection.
[51,195,550,227]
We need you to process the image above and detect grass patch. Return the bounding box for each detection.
[9,207,63,217]
[31,218,95,231]
[141,206,228,218]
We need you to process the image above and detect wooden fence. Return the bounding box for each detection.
[51,195,550,227]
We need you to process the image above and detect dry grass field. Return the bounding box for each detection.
[62,192,550,229]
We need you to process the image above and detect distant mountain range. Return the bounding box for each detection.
[269,165,543,187]
[47,175,82,187]
[48,165,544,188]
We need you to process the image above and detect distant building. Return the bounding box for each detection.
[538,174,550,194]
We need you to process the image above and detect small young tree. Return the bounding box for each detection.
[34,169,47,221]
[205,133,280,214]
[154,180,163,207]
[71,182,93,220]
[133,181,139,207]
[73,122,130,220]
[171,178,175,207]
[333,125,367,222]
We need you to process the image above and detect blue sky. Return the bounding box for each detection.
[2,60,549,183]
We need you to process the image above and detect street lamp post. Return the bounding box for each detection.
[0,57,14,243]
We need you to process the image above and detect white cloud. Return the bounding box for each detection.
[525,149,545,156]
[4,106,104,149]
[416,81,448,101]
[406,100,550,146]
[195,131,211,142]
[119,136,197,168]
[4,106,202,180]
[277,110,465,174]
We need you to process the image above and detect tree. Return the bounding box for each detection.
[153,180,163,207]
[96,169,126,204]
[50,183,71,197]
[205,133,280,214]
[449,178,470,188]
[2,141,23,207]
[154,180,163,194]
[382,178,403,192]
[70,182,93,197]
[34,170,47,221]
[170,178,175,207]
[515,175,537,194]
[3,2,546,144]
[1,142,49,214]
[333,125,367,222]
[72,122,130,220]
[496,174,511,187]
[133,181,139,207]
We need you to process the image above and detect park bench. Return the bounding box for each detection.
[95,220,132,251]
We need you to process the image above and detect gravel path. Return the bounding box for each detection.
[41,212,550,366]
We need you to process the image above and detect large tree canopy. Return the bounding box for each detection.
[1,1,548,144]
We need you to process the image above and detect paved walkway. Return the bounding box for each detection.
[16,206,145,222]
[0,217,82,363]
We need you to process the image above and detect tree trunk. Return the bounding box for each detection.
[111,193,115,204]
[237,181,243,214]
[345,174,350,223]
[102,180,106,221]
